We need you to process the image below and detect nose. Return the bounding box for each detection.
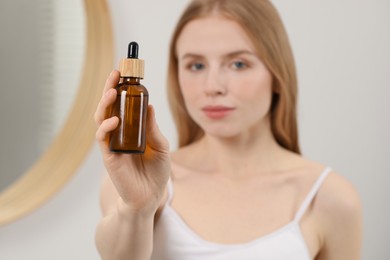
[203,66,227,97]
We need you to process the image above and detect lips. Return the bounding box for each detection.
[202,105,235,119]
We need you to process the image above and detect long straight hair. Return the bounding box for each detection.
[167,0,300,154]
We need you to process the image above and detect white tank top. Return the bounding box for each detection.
[151,166,331,260]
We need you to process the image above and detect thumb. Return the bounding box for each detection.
[145,105,169,153]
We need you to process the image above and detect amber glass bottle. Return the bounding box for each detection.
[109,42,149,153]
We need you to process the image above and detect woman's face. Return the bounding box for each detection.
[176,15,273,139]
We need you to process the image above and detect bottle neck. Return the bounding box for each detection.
[121,77,141,84]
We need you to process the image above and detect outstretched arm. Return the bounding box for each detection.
[94,71,171,260]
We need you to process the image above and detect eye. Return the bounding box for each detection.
[230,60,248,70]
[188,62,205,71]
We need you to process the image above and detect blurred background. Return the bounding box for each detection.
[0,0,389,259]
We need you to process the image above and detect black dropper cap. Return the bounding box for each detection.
[128,42,139,59]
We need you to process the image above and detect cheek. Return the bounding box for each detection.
[178,75,190,98]
[234,72,273,113]
[178,70,201,106]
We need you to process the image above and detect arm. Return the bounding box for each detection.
[95,175,155,260]
[316,173,363,260]
[94,70,171,260]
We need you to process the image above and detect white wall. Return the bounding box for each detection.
[0,0,388,259]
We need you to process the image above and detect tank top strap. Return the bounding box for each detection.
[166,177,174,205]
[294,167,332,223]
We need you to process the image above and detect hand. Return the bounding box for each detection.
[94,70,171,216]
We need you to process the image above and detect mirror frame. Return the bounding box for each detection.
[0,0,114,225]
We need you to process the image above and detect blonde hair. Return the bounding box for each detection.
[167,0,300,154]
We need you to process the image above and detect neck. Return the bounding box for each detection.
[193,120,291,178]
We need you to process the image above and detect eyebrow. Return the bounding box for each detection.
[180,50,257,60]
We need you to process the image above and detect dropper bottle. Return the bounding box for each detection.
[109,42,149,153]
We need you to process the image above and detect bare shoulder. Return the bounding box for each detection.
[313,169,363,259]
[290,155,362,216]
[292,154,362,214]
[170,144,200,179]
[315,170,362,220]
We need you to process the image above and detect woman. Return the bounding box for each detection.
[94,0,362,259]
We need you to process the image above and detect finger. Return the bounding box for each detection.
[94,70,119,125]
[96,116,119,153]
[103,70,120,95]
[94,88,117,125]
[145,105,169,153]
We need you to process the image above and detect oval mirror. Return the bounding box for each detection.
[0,0,114,225]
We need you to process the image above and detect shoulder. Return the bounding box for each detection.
[315,170,362,220]
[292,156,361,215]
[290,157,362,216]
[313,169,363,258]
[170,144,202,179]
